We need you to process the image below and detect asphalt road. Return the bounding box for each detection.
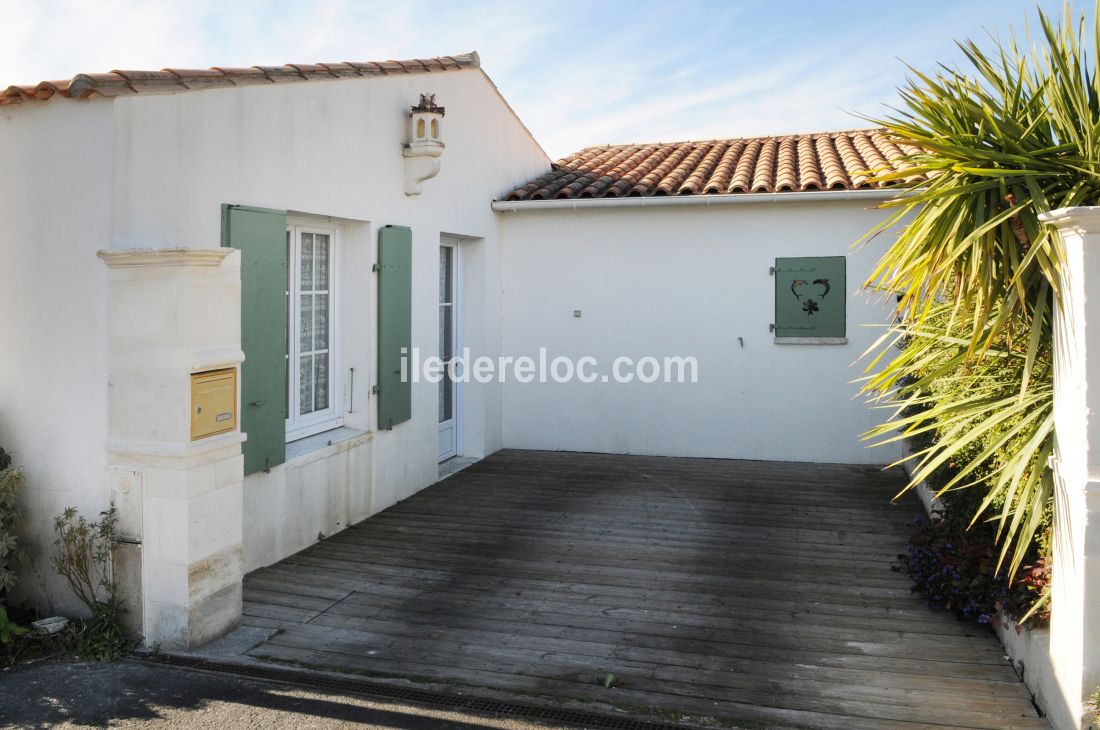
[0,659,563,729]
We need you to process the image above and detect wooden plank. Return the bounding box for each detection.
[254,560,980,634]
[249,642,972,730]
[275,617,1031,712]
[253,625,1042,729]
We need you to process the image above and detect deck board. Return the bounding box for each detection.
[242,450,1045,730]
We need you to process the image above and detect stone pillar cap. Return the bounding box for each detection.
[1039,206,1100,228]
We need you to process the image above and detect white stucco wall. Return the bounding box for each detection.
[1,65,548,610]
[0,100,115,613]
[106,68,548,571]
[498,200,904,465]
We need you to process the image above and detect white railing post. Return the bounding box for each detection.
[1040,207,1100,728]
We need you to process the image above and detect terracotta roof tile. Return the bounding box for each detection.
[680,141,727,194]
[315,62,362,78]
[163,68,235,90]
[751,138,778,192]
[0,52,480,106]
[815,136,849,189]
[505,129,923,201]
[730,140,759,192]
[702,141,742,194]
[775,137,797,192]
[796,137,822,190]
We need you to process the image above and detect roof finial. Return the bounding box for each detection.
[411,93,445,115]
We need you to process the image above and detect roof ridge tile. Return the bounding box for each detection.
[2,52,480,105]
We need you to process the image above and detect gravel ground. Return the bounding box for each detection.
[0,659,563,729]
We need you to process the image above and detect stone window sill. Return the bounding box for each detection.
[286,426,369,463]
[773,337,848,345]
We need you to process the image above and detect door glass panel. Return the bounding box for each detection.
[440,371,453,422]
[439,245,455,426]
[441,306,453,361]
[439,247,453,305]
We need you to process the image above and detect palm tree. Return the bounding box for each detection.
[860,3,1100,583]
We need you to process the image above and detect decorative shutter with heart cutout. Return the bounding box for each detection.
[773,256,846,340]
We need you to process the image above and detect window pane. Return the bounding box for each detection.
[314,234,330,290]
[315,294,329,350]
[299,354,314,415]
[315,352,329,411]
[288,228,336,425]
[300,233,314,290]
[300,294,314,352]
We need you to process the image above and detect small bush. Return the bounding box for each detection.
[0,446,27,602]
[51,506,132,660]
[900,498,1051,625]
[0,605,27,644]
[896,380,1052,625]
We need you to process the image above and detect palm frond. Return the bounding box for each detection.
[858,4,1100,580]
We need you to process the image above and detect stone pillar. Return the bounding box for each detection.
[97,248,245,649]
[1040,207,1100,728]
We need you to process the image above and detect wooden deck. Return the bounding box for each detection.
[241,450,1046,730]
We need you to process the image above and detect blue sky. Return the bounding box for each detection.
[0,0,1074,157]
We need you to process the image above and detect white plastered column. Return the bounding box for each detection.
[1041,207,1100,728]
[97,248,246,649]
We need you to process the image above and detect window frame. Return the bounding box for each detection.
[285,220,343,442]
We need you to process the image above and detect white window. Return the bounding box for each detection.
[286,223,341,440]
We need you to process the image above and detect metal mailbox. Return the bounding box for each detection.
[190,368,237,441]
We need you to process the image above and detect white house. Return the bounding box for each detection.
[493,135,920,463]
[0,51,920,644]
[38,51,1100,727]
[0,52,549,645]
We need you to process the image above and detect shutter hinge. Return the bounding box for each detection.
[372,263,380,272]
[371,385,380,395]
[769,323,775,332]
[769,266,776,275]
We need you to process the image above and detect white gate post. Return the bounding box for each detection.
[1040,207,1100,728]
[97,248,246,649]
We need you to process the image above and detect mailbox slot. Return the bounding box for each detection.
[191,368,237,441]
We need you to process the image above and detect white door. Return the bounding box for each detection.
[438,243,459,461]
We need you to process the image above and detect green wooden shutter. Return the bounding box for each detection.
[221,205,288,475]
[377,225,412,429]
[773,256,846,339]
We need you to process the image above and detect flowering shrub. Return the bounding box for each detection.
[900,498,1051,624]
